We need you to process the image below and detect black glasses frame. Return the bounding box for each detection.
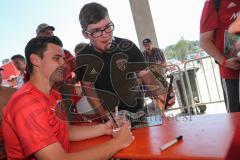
[85,22,114,38]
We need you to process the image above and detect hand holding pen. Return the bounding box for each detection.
[164,74,175,110]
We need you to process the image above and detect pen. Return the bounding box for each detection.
[115,106,118,117]
[164,74,174,110]
[160,135,183,151]
[103,102,119,128]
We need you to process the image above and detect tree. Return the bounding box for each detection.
[163,37,203,62]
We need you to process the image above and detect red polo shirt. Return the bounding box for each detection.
[2,82,69,160]
[200,0,240,79]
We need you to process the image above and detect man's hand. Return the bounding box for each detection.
[100,121,113,135]
[158,90,176,110]
[223,57,240,70]
[112,123,134,149]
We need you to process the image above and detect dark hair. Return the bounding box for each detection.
[11,54,26,62]
[79,2,109,30]
[24,36,63,74]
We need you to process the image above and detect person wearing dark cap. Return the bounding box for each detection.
[142,38,168,110]
[142,38,166,66]
[36,23,55,37]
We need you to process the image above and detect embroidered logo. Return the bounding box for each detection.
[228,2,237,8]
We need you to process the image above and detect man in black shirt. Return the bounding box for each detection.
[76,2,175,121]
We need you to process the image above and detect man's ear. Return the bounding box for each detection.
[30,54,41,67]
[82,30,89,39]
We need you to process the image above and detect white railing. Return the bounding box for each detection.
[145,56,225,115]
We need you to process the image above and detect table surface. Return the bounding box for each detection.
[70,113,240,160]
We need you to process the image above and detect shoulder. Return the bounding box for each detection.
[154,47,162,52]
[113,36,136,48]
[200,0,218,33]
[3,83,48,118]
[76,44,92,55]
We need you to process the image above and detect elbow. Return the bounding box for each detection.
[199,36,205,49]
[199,37,208,51]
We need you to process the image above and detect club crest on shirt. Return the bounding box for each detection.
[115,58,128,71]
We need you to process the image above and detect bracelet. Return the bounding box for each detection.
[222,57,228,66]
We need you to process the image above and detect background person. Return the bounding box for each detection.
[11,54,26,88]
[142,38,169,110]
[200,0,240,112]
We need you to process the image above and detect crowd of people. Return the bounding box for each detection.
[0,2,175,160]
[0,0,239,159]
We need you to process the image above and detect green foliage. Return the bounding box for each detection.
[163,37,202,62]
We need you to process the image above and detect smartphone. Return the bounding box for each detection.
[164,74,174,110]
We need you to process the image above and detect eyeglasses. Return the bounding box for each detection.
[85,23,114,38]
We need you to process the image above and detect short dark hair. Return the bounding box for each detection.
[79,2,109,31]
[25,36,63,74]
[11,54,26,62]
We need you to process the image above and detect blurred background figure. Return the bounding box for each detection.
[11,54,26,88]
[36,23,55,37]
[142,38,169,110]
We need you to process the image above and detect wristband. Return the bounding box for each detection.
[222,57,228,66]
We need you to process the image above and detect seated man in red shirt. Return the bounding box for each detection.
[2,36,134,160]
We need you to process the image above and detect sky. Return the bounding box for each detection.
[0,0,205,64]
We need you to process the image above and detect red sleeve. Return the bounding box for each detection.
[12,95,58,157]
[200,0,219,33]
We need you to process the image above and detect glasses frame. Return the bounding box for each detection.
[85,22,114,38]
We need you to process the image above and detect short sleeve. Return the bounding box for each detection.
[12,95,58,157]
[200,0,219,33]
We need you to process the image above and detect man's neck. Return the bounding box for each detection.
[146,50,153,55]
[29,75,51,96]
[92,46,105,53]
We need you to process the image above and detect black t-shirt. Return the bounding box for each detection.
[76,37,147,112]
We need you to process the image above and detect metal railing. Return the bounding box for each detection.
[145,56,225,115]
[182,56,224,113]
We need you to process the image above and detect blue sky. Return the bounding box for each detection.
[0,0,205,64]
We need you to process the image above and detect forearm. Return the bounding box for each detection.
[35,140,122,160]
[200,32,225,64]
[138,70,166,96]
[68,124,105,141]
[66,139,121,160]
[81,82,107,116]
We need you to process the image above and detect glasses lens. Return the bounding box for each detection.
[105,24,114,33]
[92,31,102,38]
[89,22,114,38]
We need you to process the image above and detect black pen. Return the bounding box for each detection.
[103,102,119,128]
[164,74,174,110]
[160,135,183,151]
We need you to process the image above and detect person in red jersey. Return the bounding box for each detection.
[200,0,240,112]
[2,36,134,160]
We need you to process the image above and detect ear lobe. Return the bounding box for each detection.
[30,54,41,67]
